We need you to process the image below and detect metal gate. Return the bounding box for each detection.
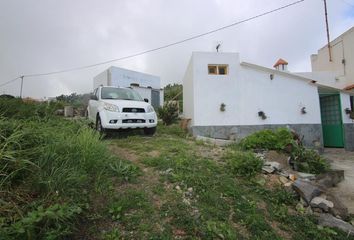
[151,90,160,109]
[320,94,344,147]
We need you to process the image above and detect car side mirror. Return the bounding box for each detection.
[144,98,149,103]
[90,94,97,100]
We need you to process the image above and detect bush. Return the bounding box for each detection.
[240,128,294,151]
[0,98,133,239]
[225,151,263,177]
[157,102,179,125]
[291,146,329,174]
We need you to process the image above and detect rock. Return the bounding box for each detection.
[297,172,316,181]
[305,206,313,215]
[278,170,289,178]
[310,197,334,212]
[175,185,181,191]
[262,166,275,174]
[317,213,354,236]
[351,220,354,226]
[315,170,345,188]
[187,187,193,192]
[279,176,289,185]
[326,193,349,220]
[262,161,281,174]
[292,179,323,204]
[289,174,297,181]
[284,182,293,187]
[300,197,309,207]
[313,207,323,213]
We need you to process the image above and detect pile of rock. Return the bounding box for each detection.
[260,151,353,236]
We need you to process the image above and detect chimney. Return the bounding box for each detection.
[273,58,288,71]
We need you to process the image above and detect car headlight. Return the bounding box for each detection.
[146,105,155,113]
[103,103,119,112]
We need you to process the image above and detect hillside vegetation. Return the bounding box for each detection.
[0,98,352,239]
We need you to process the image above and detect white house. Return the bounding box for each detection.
[94,66,164,109]
[183,52,354,151]
[310,26,354,91]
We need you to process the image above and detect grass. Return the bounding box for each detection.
[1,99,352,239]
[104,123,353,240]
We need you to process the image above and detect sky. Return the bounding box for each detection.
[0,0,354,99]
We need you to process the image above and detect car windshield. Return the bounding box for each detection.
[101,87,143,101]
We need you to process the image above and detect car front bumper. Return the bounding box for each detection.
[99,111,157,129]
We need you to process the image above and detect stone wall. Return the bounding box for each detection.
[344,124,354,151]
[191,124,323,150]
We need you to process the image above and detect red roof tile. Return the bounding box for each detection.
[273,58,288,68]
[344,84,354,90]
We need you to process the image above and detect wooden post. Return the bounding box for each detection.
[324,0,332,62]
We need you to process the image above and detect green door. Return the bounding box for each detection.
[320,94,344,147]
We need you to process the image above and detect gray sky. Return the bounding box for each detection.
[0,0,353,98]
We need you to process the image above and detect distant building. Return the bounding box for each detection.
[310,26,354,91]
[93,66,164,109]
[182,52,354,151]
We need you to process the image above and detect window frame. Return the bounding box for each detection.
[208,64,229,75]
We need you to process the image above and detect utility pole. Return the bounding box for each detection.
[323,0,332,62]
[20,75,24,98]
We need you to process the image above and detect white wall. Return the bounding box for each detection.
[340,92,354,124]
[187,52,322,127]
[110,66,160,89]
[93,70,108,89]
[311,27,354,87]
[182,56,194,124]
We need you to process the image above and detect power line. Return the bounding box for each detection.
[0,76,21,88]
[1,0,305,87]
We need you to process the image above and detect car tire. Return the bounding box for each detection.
[144,127,156,136]
[96,115,105,134]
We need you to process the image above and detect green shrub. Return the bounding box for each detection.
[0,99,138,239]
[291,146,329,174]
[240,128,294,151]
[225,151,263,177]
[157,102,179,125]
[0,204,81,239]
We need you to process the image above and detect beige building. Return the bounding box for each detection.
[311,26,354,91]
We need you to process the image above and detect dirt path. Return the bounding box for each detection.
[323,148,354,214]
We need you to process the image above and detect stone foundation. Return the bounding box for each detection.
[344,124,354,151]
[191,124,323,150]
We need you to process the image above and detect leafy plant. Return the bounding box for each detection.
[157,102,179,125]
[225,151,263,177]
[1,204,81,239]
[240,128,294,151]
[109,160,140,181]
[291,146,329,174]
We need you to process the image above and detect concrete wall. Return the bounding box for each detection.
[182,57,195,125]
[340,92,354,151]
[110,66,160,89]
[311,27,354,86]
[93,70,109,89]
[187,52,321,127]
[192,124,323,149]
[340,92,354,124]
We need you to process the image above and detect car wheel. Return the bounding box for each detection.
[144,127,156,136]
[96,115,105,133]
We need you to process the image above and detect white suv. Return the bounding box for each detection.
[87,86,157,135]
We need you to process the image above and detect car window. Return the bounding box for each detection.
[101,87,143,101]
